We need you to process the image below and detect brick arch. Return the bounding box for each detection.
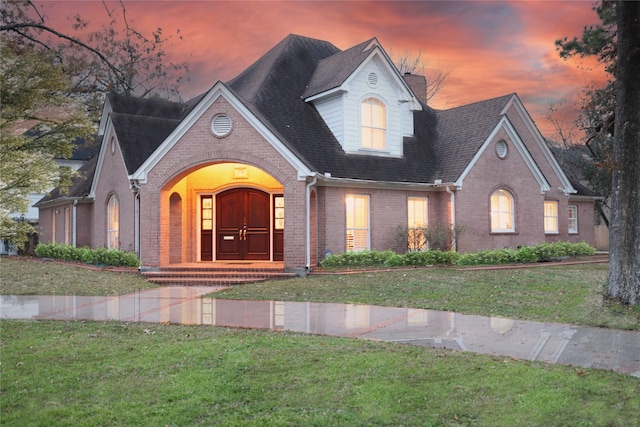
[150,149,295,191]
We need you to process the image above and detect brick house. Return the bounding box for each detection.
[36,34,596,274]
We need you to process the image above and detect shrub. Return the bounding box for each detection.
[35,243,139,267]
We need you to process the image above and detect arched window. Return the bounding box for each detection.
[361,97,386,150]
[107,194,119,249]
[490,189,514,232]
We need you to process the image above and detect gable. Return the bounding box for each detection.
[131,82,313,183]
[304,41,421,158]
[455,116,551,194]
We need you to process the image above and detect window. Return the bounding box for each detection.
[107,194,120,249]
[274,196,284,230]
[346,194,369,251]
[361,97,386,150]
[408,197,428,251]
[490,189,514,232]
[51,210,57,243]
[568,205,578,234]
[544,201,559,234]
[64,207,71,245]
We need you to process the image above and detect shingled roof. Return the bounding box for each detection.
[35,148,99,206]
[226,34,440,183]
[43,34,532,206]
[435,94,515,182]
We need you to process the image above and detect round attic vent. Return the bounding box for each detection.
[496,140,508,159]
[367,72,379,88]
[211,114,232,137]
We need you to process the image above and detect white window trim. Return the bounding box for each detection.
[360,97,387,151]
[108,194,120,249]
[490,189,515,233]
[544,200,559,234]
[346,194,370,252]
[408,196,428,251]
[568,205,578,234]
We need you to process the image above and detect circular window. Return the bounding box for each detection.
[496,140,508,159]
[367,72,379,88]
[211,114,232,138]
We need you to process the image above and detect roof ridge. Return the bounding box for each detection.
[437,93,515,114]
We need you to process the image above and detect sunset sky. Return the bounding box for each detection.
[37,0,608,139]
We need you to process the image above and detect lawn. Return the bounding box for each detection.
[1,255,639,426]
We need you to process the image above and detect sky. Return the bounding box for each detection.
[36,0,608,139]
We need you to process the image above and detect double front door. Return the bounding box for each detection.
[201,188,274,261]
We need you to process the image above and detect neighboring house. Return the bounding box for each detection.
[36,34,597,273]
[1,138,95,255]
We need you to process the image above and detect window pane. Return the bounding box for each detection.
[568,205,578,233]
[361,98,386,150]
[346,195,369,252]
[108,195,119,249]
[490,189,514,232]
[544,201,558,233]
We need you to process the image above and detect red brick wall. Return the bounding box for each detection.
[454,113,595,252]
[139,97,306,270]
[91,132,136,252]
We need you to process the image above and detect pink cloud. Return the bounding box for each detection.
[35,1,608,140]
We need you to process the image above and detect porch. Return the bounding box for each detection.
[140,261,298,287]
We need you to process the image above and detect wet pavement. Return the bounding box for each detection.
[2,286,639,377]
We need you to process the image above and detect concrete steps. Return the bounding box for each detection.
[141,266,297,286]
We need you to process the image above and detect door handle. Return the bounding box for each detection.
[239,227,247,240]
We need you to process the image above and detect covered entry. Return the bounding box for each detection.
[163,162,285,265]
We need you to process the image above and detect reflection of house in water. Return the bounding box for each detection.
[2,293,638,375]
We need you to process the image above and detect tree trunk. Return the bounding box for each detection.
[607,1,640,305]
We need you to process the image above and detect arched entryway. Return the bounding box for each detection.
[162,162,285,265]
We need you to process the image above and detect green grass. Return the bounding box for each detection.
[214,263,640,331]
[2,320,639,426]
[0,256,156,296]
[2,256,639,425]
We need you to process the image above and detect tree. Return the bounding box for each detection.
[555,2,617,223]
[0,39,94,248]
[557,1,640,305]
[391,49,451,102]
[608,1,640,305]
[1,0,189,120]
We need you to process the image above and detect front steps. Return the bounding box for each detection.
[141,264,298,287]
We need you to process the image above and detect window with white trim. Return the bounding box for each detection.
[361,97,386,150]
[346,194,370,252]
[51,210,57,242]
[490,189,514,232]
[408,197,428,251]
[544,201,559,234]
[64,207,71,245]
[107,194,120,249]
[568,205,578,234]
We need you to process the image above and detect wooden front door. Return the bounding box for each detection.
[215,188,270,260]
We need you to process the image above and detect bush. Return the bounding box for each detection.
[35,243,139,267]
[456,242,596,266]
[320,241,596,269]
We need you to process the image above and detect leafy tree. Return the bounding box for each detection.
[0,39,94,248]
[557,1,640,305]
[1,0,189,120]
[555,1,617,223]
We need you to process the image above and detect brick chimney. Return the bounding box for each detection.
[403,73,427,105]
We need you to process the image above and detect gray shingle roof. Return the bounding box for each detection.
[35,149,99,206]
[227,34,440,183]
[435,94,515,182]
[43,35,544,206]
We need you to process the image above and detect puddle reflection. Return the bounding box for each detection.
[2,289,639,376]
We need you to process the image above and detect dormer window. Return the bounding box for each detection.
[361,97,386,150]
